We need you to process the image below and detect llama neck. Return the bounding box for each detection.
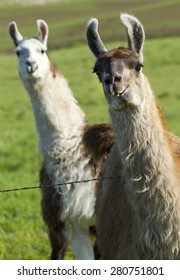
[109,80,180,205]
[21,70,86,157]
[110,85,176,188]
[110,82,180,258]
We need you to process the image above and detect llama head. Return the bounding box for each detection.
[86,13,146,111]
[8,20,50,81]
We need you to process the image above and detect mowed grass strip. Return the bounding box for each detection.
[1,0,180,52]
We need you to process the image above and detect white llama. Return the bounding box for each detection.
[9,19,114,259]
[86,14,180,259]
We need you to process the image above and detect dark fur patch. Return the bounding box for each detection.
[40,165,68,259]
[83,123,115,160]
[83,123,115,178]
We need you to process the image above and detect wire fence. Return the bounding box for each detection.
[0,175,119,194]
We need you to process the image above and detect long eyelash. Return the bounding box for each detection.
[135,63,144,72]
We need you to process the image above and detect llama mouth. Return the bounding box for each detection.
[115,86,129,97]
[27,65,38,75]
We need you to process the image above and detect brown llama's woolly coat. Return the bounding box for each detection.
[86,13,180,260]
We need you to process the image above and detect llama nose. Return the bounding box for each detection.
[104,73,122,95]
[25,60,38,74]
[104,73,122,85]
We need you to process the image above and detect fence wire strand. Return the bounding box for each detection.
[0,175,119,194]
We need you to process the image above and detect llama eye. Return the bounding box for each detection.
[16,50,20,57]
[135,64,143,73]
[41,49,45,54]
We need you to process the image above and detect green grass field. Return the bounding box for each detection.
[0,0,180,259]
[0,0,180,53]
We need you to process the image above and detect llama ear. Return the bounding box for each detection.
[36,19,48,48]
[8,21,23,47]
[86,18,108,58]
[120,13,145,63]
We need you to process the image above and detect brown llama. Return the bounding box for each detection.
[86,13,180,259]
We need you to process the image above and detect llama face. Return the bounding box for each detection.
[9,20,50,81]
[86,14,146,111]
[93,48,144,111]
[15,38,50,81]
